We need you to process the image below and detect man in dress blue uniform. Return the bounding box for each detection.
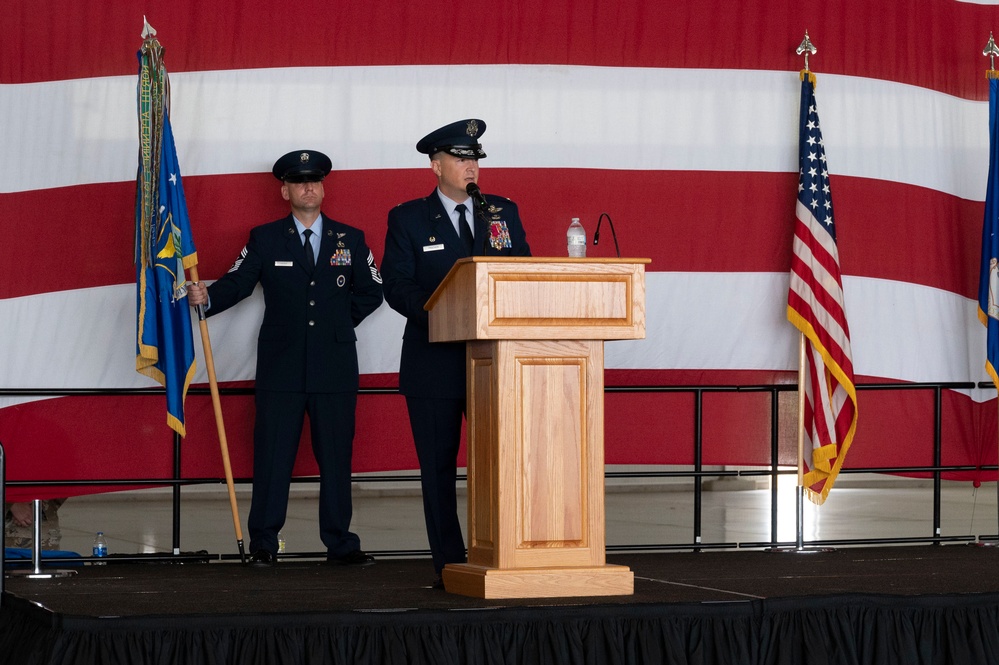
[381,120,531,587]
[187,150,383,567]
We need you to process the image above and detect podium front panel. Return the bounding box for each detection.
[466,339,606,571]
[517,356,586,547]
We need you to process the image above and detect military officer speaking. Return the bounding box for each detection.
[188,150,383,568]
[381,119,531,588]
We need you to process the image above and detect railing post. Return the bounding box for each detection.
[933,386,943,543]
[693,389,703,551]
[770,387,781,547]
[173,430,182,556]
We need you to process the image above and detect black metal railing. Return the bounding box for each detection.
[1,381,994,564]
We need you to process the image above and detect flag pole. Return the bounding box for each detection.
[986,32,999,545]
[783,32,837,554]
[188,267,246,563]
[792,32,817,554]
[796,332,806,551]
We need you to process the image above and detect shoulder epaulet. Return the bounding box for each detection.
[393,197,428,210]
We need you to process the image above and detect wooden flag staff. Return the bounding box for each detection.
[189,267,246,563]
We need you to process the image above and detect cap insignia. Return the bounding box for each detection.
[300,152,310,163]
[466,120,479,137]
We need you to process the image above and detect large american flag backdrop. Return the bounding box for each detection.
[2,0,999,500]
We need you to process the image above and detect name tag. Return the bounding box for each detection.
[275,261,294,267]
[423,244,445,252]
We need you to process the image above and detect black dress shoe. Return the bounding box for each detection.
[326,549,375,567]
[431,574,445,590]
[248,550,276,567]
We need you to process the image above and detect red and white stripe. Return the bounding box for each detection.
[2,0,999,497]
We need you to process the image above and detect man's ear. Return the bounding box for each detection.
[280,183,291,201]
[430,158,442,178]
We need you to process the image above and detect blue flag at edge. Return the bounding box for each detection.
[979,78,999,389]
[136,115,198,436]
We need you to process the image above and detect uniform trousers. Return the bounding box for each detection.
[406,396,467,574]
[248,389,359,557]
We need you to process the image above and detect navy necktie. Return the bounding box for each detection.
[456,204,473,254]
[303,228,315,271]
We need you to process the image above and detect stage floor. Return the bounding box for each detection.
[5,544,999,617]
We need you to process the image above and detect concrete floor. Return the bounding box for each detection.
[10,470,999,561]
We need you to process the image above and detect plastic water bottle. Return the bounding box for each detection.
[93,531,108,564]
[567,217,586,257]
[278,532,286,554]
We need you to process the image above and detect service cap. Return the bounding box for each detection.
[416,119,487,160]
[272,150,332,182]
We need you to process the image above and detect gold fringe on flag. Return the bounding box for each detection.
[136,32,170,270]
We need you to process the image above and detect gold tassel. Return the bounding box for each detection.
[988,69,999,80]
[799,70,817,87]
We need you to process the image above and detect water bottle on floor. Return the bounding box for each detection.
[93,531,108,564]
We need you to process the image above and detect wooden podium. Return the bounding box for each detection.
[425,257,649,599]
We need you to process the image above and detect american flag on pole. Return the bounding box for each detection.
[787,70,858,505]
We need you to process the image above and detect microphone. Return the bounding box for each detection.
[466,182,489,210]
[593,212,621,258]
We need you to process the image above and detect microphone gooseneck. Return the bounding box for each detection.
[592,212,621,258]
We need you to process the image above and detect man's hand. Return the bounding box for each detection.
[187,281,208,306]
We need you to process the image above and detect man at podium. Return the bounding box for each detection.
[381,119,531,587]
